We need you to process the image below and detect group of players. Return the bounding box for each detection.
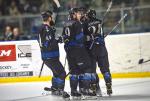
[39,7,112,99]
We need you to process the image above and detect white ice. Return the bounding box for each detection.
[0,78,150,101]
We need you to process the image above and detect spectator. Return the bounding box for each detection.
[8,0,20,16]
[2,25,13,41]
[12,27,21,40]
[23,0,39,14]
[18,0,26,14]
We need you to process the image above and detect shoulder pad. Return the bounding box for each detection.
[88,19,101,26]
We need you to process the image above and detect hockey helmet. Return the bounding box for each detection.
[41,10,53,21]
[87,9,96,18]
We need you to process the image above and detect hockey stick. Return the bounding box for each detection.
[89,35,95,50]
[38,33,45,78]
[101,0,113,25]
[39,61,45,78]
[65,69,72,78]
[138,59,150,64]
[104,13,128,38]
[65,70,71,78]
[89,14,127,49]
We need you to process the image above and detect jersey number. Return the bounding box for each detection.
[65,27,70,36]
[88,24,102,35]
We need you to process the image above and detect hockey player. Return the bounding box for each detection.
[62,8,96,99]
[38,10,70,99]
[85,9,113,96]
[78,7,102,97]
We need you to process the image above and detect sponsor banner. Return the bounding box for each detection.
[0,45,16,62]
[0,71,33,77]
[0,32,150,82]
[0,66,12,70]
[0,40,42,78]
[17,45,32,61]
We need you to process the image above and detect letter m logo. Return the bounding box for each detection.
[0,50,11,56]
[0,45,16,62]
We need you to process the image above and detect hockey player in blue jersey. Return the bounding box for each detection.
[38,10,70,99]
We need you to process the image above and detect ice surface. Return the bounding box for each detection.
[0,78,150,101]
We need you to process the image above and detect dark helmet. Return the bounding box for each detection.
[69,8,74,16]
[87,9,96,19]
[41,10,53,21]
[79,7,88,15]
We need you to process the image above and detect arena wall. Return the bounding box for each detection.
[0,32,150,83]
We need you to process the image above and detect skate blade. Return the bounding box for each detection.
[108,94,112,97]
[44,87,52,91]
[97,94,102,97]
[81,95,97,100]
[42,91,51,96]
[71,96,81,100]
[63,97,70,101]
[42,91,61,96]
[107,91,112,97]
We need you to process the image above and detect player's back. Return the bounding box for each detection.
[87,18,103,37]
[39,24,59,59]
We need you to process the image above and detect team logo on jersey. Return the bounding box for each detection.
[0,45,16,62]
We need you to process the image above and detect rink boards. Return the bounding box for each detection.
[0,32,150,83]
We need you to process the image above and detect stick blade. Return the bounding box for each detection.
[138,59,144,64]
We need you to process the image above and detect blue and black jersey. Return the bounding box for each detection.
[39,24,59,60]
[62,19,85,48]
[86,18,105,45]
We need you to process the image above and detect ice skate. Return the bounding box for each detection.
[71,90,82,100]
[81,89,97,100]
[43,87,70,100]
[90,83,102,97]
[95,84,102,97]
[106,83,112,96]
[60,90,70,101]
[96,88,102,97]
